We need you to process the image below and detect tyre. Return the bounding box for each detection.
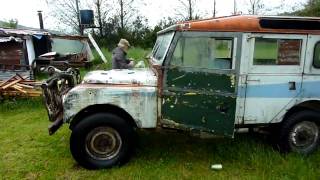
[70,113,135,169]
[278,110,320,155]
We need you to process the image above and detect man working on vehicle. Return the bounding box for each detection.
[112,39,135,69]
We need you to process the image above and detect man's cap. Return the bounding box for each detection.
[118,39,130,48]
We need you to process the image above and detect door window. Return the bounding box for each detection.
[152,32,175,63]
[171,37,233,70]
[253,38,302,65]
[313,42,320,68]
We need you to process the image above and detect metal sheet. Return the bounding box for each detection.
[83,69,157,86]
[244,75,303,124]
[0,36,22,43]
[162,68,237,137]
[63,84,158,128]
[0,41,24,70]
[0,70,30,80]
[177,15,320,35]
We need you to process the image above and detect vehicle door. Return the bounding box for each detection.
[302,35,320,100]
[243,34,307,124]
[161,32,239,137]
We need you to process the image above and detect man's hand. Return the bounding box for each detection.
[128,60,135,68]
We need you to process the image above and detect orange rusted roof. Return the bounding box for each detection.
[175,15,320,34]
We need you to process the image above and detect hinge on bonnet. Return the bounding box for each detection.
[246,34,264,41]
[240,75,248,84]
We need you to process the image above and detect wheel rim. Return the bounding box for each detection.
[85,127,122,160]
[289,121,319,152]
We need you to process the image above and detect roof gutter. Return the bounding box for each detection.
[157,25,179,35]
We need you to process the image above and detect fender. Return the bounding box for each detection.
[63,84,158,128]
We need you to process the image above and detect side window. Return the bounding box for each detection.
[313,42,320,68]
[254,38,302,65]
[171,37,233,69]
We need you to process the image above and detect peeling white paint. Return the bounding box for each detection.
[63,84,158,128]
[83,69,157,86]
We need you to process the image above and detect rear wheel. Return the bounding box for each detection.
[279,110,320,155]
[70,113,135,169]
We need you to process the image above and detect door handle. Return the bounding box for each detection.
[247,79,260,82]
[216,105,229,114]
[289,82,296,90]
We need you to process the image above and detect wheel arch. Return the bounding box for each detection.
[283,100,320,124]
[69,104,138,130]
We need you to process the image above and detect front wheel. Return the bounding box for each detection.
[278,110,320,155]
[70,113,135,169]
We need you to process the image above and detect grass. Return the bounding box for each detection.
[0,98,320,179]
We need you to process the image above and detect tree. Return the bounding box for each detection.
[248,0,265,15]
[1,19,18,29]
[176,0,199,21]
[130,16,149,47]
[307,0,316,6]
[290,0,320,17]
[94,0,109,37]
[212,0,217,17]
[233,0,237,15]
[48,0,81,34]
[97,15,121,49]
[116,0,137,30]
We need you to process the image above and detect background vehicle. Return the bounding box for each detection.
[42,15,320,169]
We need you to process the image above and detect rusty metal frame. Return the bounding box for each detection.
[41,68,80,135]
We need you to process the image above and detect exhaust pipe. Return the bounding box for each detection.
[38,10,44,30]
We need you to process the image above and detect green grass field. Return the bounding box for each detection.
[0,99,319,179]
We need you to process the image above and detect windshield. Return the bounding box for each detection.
[151,32,175,63]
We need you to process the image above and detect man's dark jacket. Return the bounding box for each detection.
[112,47,131,69]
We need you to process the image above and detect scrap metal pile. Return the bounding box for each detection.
[0,74,42,97]
[34,52,90,73]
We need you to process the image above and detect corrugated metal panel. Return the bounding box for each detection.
[0,28,49,36]
[0,36,22,43]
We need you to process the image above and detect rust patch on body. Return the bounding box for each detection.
[176,15,320,35]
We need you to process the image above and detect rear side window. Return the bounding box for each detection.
[171,37,233,70]
[313,42,320,68]
[254,38,302,65]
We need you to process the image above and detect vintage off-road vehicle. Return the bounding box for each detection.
[42,15,320,169]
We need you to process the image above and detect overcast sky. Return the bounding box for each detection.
[0,0,306,31]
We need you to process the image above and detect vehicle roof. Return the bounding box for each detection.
[159,15,320,35]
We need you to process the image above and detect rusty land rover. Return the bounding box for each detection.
[42,15,320,169]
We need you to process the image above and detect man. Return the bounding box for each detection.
[112,39,135,69]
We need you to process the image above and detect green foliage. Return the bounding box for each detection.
[289,0,320,16]
[93,16,177,50]
[0,98,320,179]
[0,19,18,29]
